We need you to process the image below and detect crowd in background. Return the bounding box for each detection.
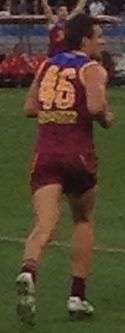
[0,41,123,88]
[0,43,46,86]
[0,0,124,87]
[0,0,125,16]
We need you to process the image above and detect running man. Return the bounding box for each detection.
[16,14,114,325]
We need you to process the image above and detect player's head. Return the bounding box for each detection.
[65,14,106,57]
[55,1,68,20]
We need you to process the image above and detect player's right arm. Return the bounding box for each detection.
[80,62,114,128]
[24,60,47,118]
[41,0,56,23]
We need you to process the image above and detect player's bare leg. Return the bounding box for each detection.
[16,183,62,325]
[67,186,96,319]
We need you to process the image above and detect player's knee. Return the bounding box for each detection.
[31,224,55,245]
[73,209,94,224]
[74,217,91,224]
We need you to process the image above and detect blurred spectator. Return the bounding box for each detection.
[89,0,106,16]
[0,53,6,63]
[0,0,11,16]
[0,43,47,87]
[111,53,125,85]
[0,0,5,11]
[107,0,124,15]
[11,0,32,15]
[18,0,28,14]
[11,0,19,15]
[0,1,124,16]
[114,53,125,73]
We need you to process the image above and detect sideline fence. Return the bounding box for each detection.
[0,14,125,55]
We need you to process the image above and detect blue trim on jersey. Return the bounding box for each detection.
[49,52,90,68]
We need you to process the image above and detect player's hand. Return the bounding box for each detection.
[94,110,115,128]
[104,111,114,128]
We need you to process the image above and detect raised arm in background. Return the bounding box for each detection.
[68,0,87,20]
[41,0,56,23]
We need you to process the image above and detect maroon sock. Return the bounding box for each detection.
[71,276,86,301]
[21,259,37,283]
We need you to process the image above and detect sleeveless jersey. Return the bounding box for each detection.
[36,52,97,174]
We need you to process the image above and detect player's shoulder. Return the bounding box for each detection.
[80,60,107,82]
[48,52,75,65]
[48,52,92,69]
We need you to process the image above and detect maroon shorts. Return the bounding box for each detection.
[30,153,97,195]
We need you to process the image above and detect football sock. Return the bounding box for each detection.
[71,276,86,301]
[21,259,37,283]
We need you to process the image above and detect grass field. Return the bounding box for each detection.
[0,87,125,332]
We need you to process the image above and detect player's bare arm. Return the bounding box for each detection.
[25,60,47,117]
[41,0,56,23]
[68,0,87,20]
[81,62,114,128]
[24,77,40,118]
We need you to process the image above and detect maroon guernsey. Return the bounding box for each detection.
[30,52,97,194]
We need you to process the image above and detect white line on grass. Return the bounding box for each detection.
[0,235,125,254]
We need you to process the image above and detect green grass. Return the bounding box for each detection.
[0,87,125,332]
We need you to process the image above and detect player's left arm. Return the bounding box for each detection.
[80,62,114,128]
[24,60,47,118]
[68,0,87,20]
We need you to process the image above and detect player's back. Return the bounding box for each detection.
[35,51,97,170]
[36,52,97,172]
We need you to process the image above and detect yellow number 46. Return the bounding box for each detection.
[38,65,76,110]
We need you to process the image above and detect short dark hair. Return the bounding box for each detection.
[65,14,98,50]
